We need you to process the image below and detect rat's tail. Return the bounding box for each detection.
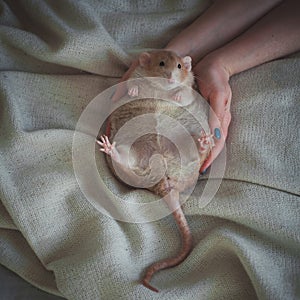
[142,190,193,292]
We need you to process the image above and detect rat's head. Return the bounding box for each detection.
[137,50,192,89]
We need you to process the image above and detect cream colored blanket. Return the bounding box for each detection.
[0,1,299,299]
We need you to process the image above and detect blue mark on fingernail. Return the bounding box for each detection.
[214,128,221,139]
[200,168,207,175]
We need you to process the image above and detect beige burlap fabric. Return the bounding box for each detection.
[0,1,299,299]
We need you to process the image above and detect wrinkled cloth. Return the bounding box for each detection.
[0,1,299,299]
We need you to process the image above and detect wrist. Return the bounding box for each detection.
[195,51,232,79]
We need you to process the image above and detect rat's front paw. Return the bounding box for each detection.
[198,130,215,154]
[172,92,182,102]
[96,135,116,156]
[128,85,139,97]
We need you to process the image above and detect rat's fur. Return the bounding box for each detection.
[99,50,213,292]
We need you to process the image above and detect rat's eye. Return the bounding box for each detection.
[178,64,181,69]
[159,61,165,67]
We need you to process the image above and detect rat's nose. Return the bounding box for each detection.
[168,78,175,84]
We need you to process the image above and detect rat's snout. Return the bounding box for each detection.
[164,71,175,84]
[168,74,176,83]
[164,71,172,80]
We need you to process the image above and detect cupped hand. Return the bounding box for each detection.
[193,54,232,173]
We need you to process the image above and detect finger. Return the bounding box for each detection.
[208,91,230,132]
[221,111,232,138]
[208,88,231,143]
[200,138,225,172]
[200,111,231,173]
[111,60,139,103]
[100,135,106,143]
[96,140,103,146]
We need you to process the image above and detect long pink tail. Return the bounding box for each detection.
[142,199,193,292]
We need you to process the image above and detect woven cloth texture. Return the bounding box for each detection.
[0,1,299,299]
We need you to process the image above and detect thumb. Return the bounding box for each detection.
[200,91,231,172]
[208,91,229,142]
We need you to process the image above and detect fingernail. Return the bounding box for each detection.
[214,128,221,140]
[200,168,207,175]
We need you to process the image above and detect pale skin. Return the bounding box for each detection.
[166,0,300,172]
[112,0,300,172]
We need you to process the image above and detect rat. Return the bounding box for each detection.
[126,51,195,106]
[96,50,215,292]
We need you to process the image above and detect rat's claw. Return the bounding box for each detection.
[99,135,106,144]
[96,140,103,146]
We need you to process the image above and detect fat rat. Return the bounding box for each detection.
[97,50,214,292]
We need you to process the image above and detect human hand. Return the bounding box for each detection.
[193,54,232,173]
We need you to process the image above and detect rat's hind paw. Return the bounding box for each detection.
[96,135,116,156]
[198,130,215,153]
[128,85,139,97]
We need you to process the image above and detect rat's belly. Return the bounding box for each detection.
[107,98,206,192]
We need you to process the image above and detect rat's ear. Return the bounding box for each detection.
[139,52,151,67]
[183,56,192,71]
